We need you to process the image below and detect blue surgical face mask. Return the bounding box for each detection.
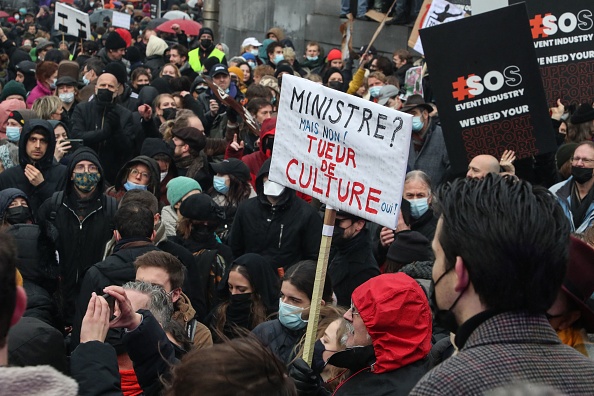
[306,56,318,62]
[213,175,229,194]
[82,75,90,86]
[369,86,381,98]
[6,126,21,142]
[408,197,429,219]
[124,181,148,191]
[248,61,256,70]
[250,49,259,56]
[273,54,284,64]
[412,116,424,132]
[278,299,308,331]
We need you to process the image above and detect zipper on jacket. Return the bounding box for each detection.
[65,204,103,230]
[278,224,284,249]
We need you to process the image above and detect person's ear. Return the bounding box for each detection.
[114,230,121,241]
[11,286,27,327]
[320,299,326,306]
[150,229,156,242]
[153,213,161,226]
[170,287,181,303]
[454,257,470,292]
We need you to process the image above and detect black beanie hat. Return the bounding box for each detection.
[570,103,594,125]
[105,31,127,51]
[198,27,214,38]
[386,230,433,264]
[179,193,225,223]
[103,61,128,85]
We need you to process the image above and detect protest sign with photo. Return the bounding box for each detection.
[268,74,412,229]
[420,4,556,174]
[55,3,91,40]
[408,0,467,54]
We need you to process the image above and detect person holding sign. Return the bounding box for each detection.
[550,141,594,233]
[403,95,449,187]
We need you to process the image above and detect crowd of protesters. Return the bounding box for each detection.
[0,0,594,395]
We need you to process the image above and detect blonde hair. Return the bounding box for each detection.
[32,96,62,120]
[160,63,181,78]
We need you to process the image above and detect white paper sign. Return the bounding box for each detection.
[269,75,412,228]
[471,0,508,15]
[112,11,130,29]
[55,3,91,40]
[414,0,466,54]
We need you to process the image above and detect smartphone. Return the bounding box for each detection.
[66,138,84,152]
[102,293,116,318]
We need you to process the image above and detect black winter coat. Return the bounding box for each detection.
[70,99,135,184]
[228,160,322,270]
[329,228,380,308]
[252,319,305,365]
[0,120,67,214]
[70,241,160,350]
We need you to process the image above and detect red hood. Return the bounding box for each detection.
[352,273,432,374]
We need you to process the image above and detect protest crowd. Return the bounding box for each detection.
[0,0,594,395]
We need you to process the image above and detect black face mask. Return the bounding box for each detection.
[190,223,217,241]
[96,88,114,104]
[312,339,333,375]
[5,206,32,225]
[200,39,212,49]
[328,81,344,92]
[162,107,177,121]
[571,166,594,184]
[429,267,465,334]
[229,292,252,306]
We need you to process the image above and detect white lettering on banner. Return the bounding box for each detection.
[55,3,91,39]
[269,74,412,228]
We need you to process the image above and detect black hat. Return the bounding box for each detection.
[210,158,250,182]
[172,127,206,153]
[56,76,78,87]
[0,81,27,101]
[105,31,127,51]
[335,210,362,222]
[401,94,433,113]
[274,64,294,79]
[556,143,578,170]
[15,60,36,75]
[358,44,377,56]
[103,62,128,85]
[179,193,225,223]
[198,27,214,38]
[570,103,594,125]
[209,63,229,78]
[386,230,433,264]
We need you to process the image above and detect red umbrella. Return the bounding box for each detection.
[0,11,10,18]
[156,19,202,36]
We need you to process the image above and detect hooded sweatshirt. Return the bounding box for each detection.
[106,155,161,202]
[0,120,67,213]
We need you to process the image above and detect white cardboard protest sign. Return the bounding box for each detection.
[55,3,91,40]
[269,74,412,229]
[112,11,131,29]
[470,0,508,15]
[413,0,466,54]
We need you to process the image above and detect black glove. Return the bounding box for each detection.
[226,107,239,124]
[289,358,328,396]
[104,110,120,132]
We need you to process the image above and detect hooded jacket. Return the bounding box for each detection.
[0,120,67,214]
[36,147,117,325]
[240,126,276,187]
[106,155,161,202]
[228,159,322,270]
[144,36,168,77]
[141,138,178,205]
[330,273,432,395]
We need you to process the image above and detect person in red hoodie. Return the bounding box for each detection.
[291,272,432,395]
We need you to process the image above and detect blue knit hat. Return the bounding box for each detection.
[166,176,202,207]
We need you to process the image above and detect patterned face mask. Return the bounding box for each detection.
[73,172,101,192]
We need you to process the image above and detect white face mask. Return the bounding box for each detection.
[263,180,285,197]
[160,171,168,182]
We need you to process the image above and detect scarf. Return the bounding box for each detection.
[570,182,594,229]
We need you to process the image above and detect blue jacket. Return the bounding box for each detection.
[549,176,594,232]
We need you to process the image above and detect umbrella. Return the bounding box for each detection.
[90,9,114,24]
[0,11,9,18]
[146,18,168,30]
[163,10,191,21]
[157,19,202,36]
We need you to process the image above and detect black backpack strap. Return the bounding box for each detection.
[49,191,65,222]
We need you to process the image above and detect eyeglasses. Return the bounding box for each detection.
[350,301,360,316]
[571,157,594,165]
[74,164,99,173]
[130,168,150,180]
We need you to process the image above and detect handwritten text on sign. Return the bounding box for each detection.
[269,75,412,228]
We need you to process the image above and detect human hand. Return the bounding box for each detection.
[24,164,45,186]
[289,358,323,396]
[230,133,244,152]
[500,150,516,174]
[138,104,152,121]
[80,292,111,343]
[54,139,72,161]
[380,227,395,247]
[171,23,180,32]
[550,98,565,121]
[209,99,219,116]
[180,90,190,97]
[105,110,120,131]
[104,286,143,331]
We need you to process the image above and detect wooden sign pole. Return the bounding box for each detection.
[302,207,336,365]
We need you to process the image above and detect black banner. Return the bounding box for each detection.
[420,4,556,174]
[510,0,594,108]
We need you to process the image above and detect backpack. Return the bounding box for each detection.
[191,249,226,313]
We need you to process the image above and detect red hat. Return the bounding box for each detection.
[326,48,342,62]
[562,236,594,332]
[115,28,132,48]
